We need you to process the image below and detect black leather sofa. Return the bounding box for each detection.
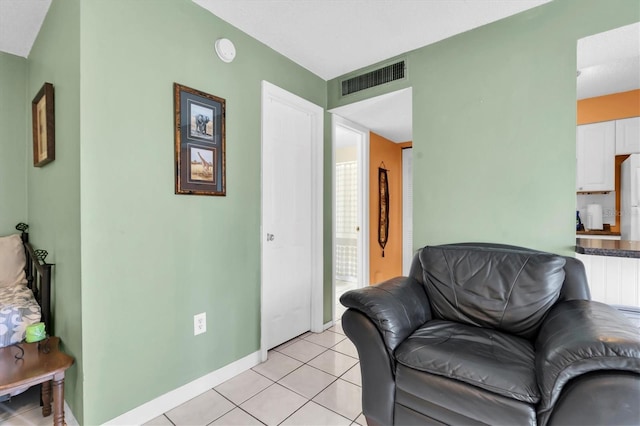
[340,243,640,426]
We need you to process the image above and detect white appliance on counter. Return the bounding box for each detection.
[620,154,640,240]
[585,203,604,230]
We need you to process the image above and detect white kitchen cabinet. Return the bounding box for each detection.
[615,116,640,155]
[576,121,615,192]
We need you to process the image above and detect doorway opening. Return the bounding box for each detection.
[330,87,413,321]
[332,116,369,319]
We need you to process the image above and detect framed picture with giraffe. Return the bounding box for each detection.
[173,83,226,196]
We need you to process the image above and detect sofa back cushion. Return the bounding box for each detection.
[419,245,566,340]
[0,234,27,288]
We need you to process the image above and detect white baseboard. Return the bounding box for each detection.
[323,320,334,330]
[104,350,261,425]
[64,400,80,426]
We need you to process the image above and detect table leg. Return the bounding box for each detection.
[52,373,66,426]
[41,380,52,417]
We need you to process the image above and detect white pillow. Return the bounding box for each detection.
[0,234,27,287]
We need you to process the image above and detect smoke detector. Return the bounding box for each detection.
[215,38,236,63]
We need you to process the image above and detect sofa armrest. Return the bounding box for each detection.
[340,276,431,352]
[535,300,640,425]
[546,371,640,426]
[341,309,396,426]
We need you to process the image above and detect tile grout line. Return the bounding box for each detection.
[237,331,361,425]
[278,340,361,424]
[251,352,338,402]
[162,413,177,426]
[276,399,354,426]
[271,356,358,426]
[205,389,266,426]
[216,370,276,406]
[211,388,245,423]
[278,368,339,402]
[171,372,362,426]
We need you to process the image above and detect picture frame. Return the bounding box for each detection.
[31,82,55,167]
[173,83,226,196]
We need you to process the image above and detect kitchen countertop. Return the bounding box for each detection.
[576,224,620,236]
[576,238,640,258]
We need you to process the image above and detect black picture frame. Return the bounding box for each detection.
[174,83,226,196]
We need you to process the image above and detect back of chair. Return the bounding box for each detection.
[409,243,591,302]
[408,243,591,340]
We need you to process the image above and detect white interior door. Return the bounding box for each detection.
[261,81,323,357]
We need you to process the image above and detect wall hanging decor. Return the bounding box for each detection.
[173,83,226,196]
[31,82,55,167]
[378,162,389,257]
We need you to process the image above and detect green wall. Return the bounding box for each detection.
[26,0,83,422]
[329,0,640,256]
[0,53,27,235]
[10,0,638,423]
[78,0,326,423]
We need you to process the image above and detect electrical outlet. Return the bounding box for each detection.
[194,312,206,336]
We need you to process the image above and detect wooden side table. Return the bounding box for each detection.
[0,337,74,426]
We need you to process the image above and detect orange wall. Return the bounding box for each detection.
[369,132,404,284]
[577,89,640,124]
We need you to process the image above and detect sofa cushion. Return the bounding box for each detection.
[420,245,566,339]
[0,234,27,288]
[395,320,540,404]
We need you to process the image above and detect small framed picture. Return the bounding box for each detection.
[188,145,217,184]
[32,82,55,167]
[174,83,226,196]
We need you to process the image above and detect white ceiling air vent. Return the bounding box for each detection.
[341,60,406,96]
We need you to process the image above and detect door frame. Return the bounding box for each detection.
[260,81,324,361]
[402,147,413,275]
[331,115,369,321]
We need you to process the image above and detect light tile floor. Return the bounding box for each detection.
[0,321,364,426]
[0,385,67,426]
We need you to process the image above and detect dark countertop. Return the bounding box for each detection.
[576,238,640,258]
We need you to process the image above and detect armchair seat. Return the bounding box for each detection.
[341,243,640,426]
[395,320,538,403]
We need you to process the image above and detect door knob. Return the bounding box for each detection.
[356,226,360,232]
[267,233,275,241]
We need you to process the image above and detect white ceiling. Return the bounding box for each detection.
[191,1,637,141]
[577,22,640,100]
[194,0,552,81]
[0,0,51,57]
[331,88,412,143]
[1,1,637,142]
[192,0,552,143]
